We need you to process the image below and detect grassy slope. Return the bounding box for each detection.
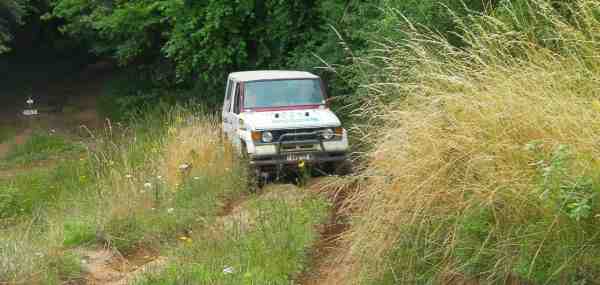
[0,105,328,284]
[335,1,600,284]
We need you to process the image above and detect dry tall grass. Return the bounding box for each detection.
[337,1,600,284]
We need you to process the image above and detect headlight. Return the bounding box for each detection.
[262,131,273,143]
[322,128,335,140]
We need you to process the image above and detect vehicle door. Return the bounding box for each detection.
[222,77,234,138]
[229,81,244,151]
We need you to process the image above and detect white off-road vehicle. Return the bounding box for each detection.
[222,70,349,182]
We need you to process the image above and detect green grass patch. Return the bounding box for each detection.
[0,125,17,144]
[137,191,330,285]
[0,159,93,221]
[2,132,84,166]
[63,218,97,247]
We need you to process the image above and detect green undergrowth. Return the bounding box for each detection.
[137,188,330,285]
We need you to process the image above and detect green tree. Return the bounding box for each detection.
[0,0,30,53]
[48,0,494,107]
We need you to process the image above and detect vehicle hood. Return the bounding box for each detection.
[241,108,341,130]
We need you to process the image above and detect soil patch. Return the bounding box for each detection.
[77,246,167,285]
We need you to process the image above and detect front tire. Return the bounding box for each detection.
[241,143,264,190]
[324,160,353,176]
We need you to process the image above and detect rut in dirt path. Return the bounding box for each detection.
[298,179,353,285]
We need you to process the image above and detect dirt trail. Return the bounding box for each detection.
[78,247,167,285]
[215,179,348,285]
[298,178,352,285]
[78,184,300,285]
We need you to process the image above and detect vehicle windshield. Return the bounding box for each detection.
[244,79,324,109]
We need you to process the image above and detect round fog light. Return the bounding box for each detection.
[262,131,273,143]
[322,128,335,140]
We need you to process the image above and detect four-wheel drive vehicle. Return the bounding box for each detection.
[222,70,349,179]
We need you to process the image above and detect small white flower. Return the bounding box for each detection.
[193,176,200,180]
[223,266,234,274]
[144,182,152,188]
[167,208,174,214]
[50,129,56,133]
[125,174,132,179]
[156,175,163,180]
[151,208,156,211]
[26,98,34,105]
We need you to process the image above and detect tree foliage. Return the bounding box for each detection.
[0,0,31,53]
[47,0,498,104]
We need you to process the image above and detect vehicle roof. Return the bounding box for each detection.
[229,70,319,82]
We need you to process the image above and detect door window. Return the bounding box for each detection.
[233,83,242,114]
[224,79,234,113]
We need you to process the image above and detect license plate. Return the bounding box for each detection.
[286,153,312,162]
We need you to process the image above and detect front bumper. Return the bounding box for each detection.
[249,151,347,166]
[246,128,349,167]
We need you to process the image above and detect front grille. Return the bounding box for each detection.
[271,128,323,142]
